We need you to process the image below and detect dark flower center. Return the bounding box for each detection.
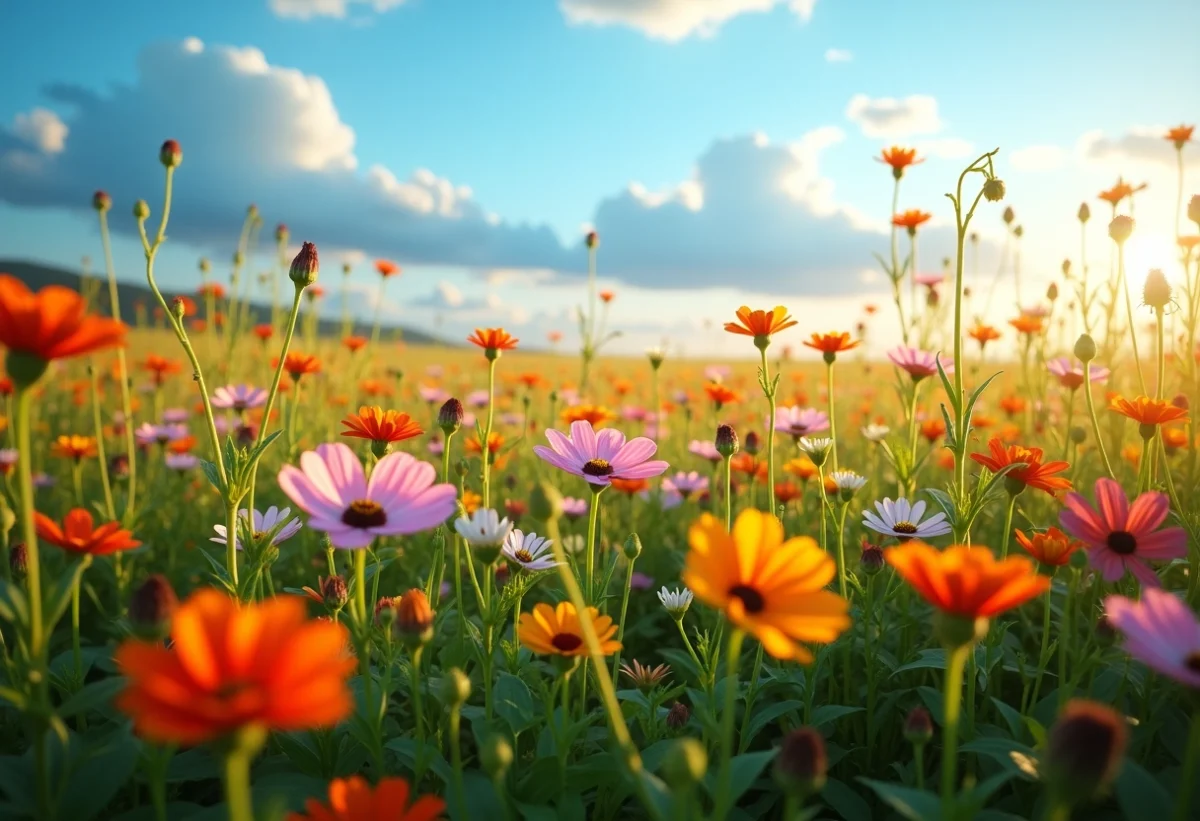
[728,584,765,614]
[1185,652,1200,674]
[342,499,387,529]
[892,521,918,535]
[551,633,583,652]
[251,531,267,543]
[514,549,535,563]
[582,458,614,477]
[1106,530,1137,556]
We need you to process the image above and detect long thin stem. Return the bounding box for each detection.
[1173,714,1200,821]
[941,643,970,819]
[1081,366,1116,480]
[222,747,255,821]
[713,628,746,819]
[1117,243,1147,395]
[97,211,138,521]
[826,360,839,472]
[760,347,778,502]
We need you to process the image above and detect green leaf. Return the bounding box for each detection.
[57,728,140,821]
[42,556,92,637]
[892,649,946,676]
[809,705,864,727]
[1115,760,1172,820]
[989,697,1024,739]
[857,778,942,821]
[958,737,1037,779]
[702,749,776,806]
[822,776,872,821]
[494,672,538,734]
[965,370,1004,418]
[935,355,956,410]
[58,676,125,719]
[923,488,958,527]
[742,699,804,744]
[199,458,224,493]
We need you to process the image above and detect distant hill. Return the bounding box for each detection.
[0,258,447,345]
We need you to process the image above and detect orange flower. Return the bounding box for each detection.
[342,336,368,353]
[375,259,400,278]
[1098,179,1134,206]
[1109,395,1190,428]
[919,418,946,443]
[280,352,321,380]
[1009,315,1043,335]
[968,324,1001,347]
[519,601,620,658]
[197,282,226,299]
[561,404,616,427]
[51,434,98,460]
[359,379,393,398]
[876,146,922,175]
[999,395,1026,417]
[547,330,563,343]
[168,435,197,455]
[116,589,354,745]
[1014,527,1082,568]
[286,776,445,821]
[142,354,182,384]
[886,542,1050,619]
[1163,427,1189,451]
[970,438,1071,496]
[465,431,504,456]
[0,275,126,370]
[892,210,932,232]
[1179,236,1200,254]
[34,508,141,556]
[803,332,860,356]
[610,477,649,494]
[1121,443,1141,467]
[467,328,518,354]
[253,324,274,342]
[341,406,423,444]
[461,490,482,514]
[724,306,797,343]
[1166,124,1194,148]
[783,457,818,481]
[599,289,615,303]
[774,481,802,504]
[516,372,545,389]
[704,382,741,406]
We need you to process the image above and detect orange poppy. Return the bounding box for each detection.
[342,336,368,353]
[599,290,615,303]
[1008,315,1043,335]
[34,508,141,556]
[0,275,126,369]
[467,328,519,353]
[341,406,423,444]
[704,382,741,406]
[1109,395,1190,428]
[876,146,922,175]
[892,210,932,231]
[803,332,860,356]
[1166,124,1194,148]
[286,776,445,821]
[970,438,1071,496]
[561,404,616,427]
[885,542,1050,619]
[724,306,797,342]
[51,434,98,460]
[115,589,355,745]
[969,324,1001,346]
[375,259,400,277]
[1014,527,1082,568]
[280,352,321,380]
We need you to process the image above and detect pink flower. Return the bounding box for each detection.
[688,440,722,463]
[1047,357,1109,390]
[1059,477,1187,587]
[534,420,669,487]
[913,272,944,287]
[278,442,457,549]
[887,345,953,380]
[1105,589,1200,688]
[666,471,709,498]
[774,406,830,437]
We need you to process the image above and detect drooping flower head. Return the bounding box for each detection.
[724,306,797,349]
[862,497,951,542]
[286,775,445,821]
[518,601,620,657]
[1105,589,1200,688]
[34,509,141,556]
[533,420,668,487]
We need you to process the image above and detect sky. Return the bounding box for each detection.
[1,0,1197,359]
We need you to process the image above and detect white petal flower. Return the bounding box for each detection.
[829,470,867,491]
[211,506,303,551]
[657,586,694,617]
[501,529,561,571]
[797,436,834,458]
[862,424,891,442]
[454,508,513,546]
[862,497,951,541]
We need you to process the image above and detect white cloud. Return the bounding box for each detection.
[1009,145,1067,173]
[558,0,817,42]
[10,109,68,154]
[845,93,941,138]
[269,0,408,20]
[436,280,464,308]
[824,48,853,63]
[1079,126,1200,169]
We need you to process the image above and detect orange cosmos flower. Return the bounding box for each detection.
[142,354,182,384]
[341,406,423,444]
[704,382,741,406]
[342,336,368,353]
[724,306,797,343]
[1166,124,1194,149]
[1009,315,1043,335]
[892,210,933,232]
[115,589,354,745]
[774,481,802,504]
[253,324,274,342]
[561,404,616,427]
[547,330,563,343]
[803,332,860,356]
[197,282,226,300]
[1109,395,1190,429]
[516,372,545,389]
[969,324,1001,347]
[280,352,321,380]
[783,457,818,481]
[467,328,518,355]
[465,431,504,456]
[1014,527,1083,568]
[1098,180,1134,206]
[461,490,482,515]
[886,542,1050,620]
[876,146,922,176]
[168,435,197,455]
[920,418,946,443]
[34,508,141,556]
[970,438,1072,496]
[286,776,445,821]
[52,434,98,460]
[1163,427,1189,451]
[0,275,126,372]
[599,290,615,303]
[375,259,400,278]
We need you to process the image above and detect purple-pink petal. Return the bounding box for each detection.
[569,420,598,459]
[1134,527,1188,559]
[278,465,344,520]
[594,428,627,462]
[1094,477,1130,533]
[1058,500,1106,547]
[611,437,658,472]
[614,459,671,480]
[533,445,584,475]
[544,428,582,462]
[1126,490,1169,536]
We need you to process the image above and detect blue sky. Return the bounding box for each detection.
[1,0,1197,356]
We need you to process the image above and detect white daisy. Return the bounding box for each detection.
[797,436,835,464]
[212,506,303,551]
[454,508,513,546]
[501,529,561,571]
[657,586,694,618]
[829,470,867,498]
[862,497,951,541]
[862,424,891,443]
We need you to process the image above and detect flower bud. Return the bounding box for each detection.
[438,398,464,435]
[1094,615,1117,647]
[481,733,514,779]
[9,542,27,580]
[529,481,563,522]
[128,574,178,640]
[744,431,761,456]
[1188,194,1200,227]
[1061,259,1071,278]
[171,297,187,321]
[395,588,434,647]
[585,230,599,249]
[983,178,1006,202]
[903,706,934,744]
[275,223,289,243]
[133,200,150,221]
[1045,700,1127,806]
[455,459,470,479]
[1172,393,1189,410]
[1073,334,1096,362]
[715,424,739,458]
[933,612,989,649]
[1002,206,1015,225]
[623,533,642,561]
[199,258,211,274]
[665,701,690,730]
[662,737,706,790]
[320,575,348,610]
[109,453,130,480]
[92,190,111,212]
[1069,426,1087,445]
[159,139,182,168]
[1013,225,1024,239]
[342,262,351,275]
[860,542,885,575]
[1047,282,1059,301]
[1108,215,1134,244]
[1078,202,1091,223]
[440,667,471,706]
[289,241,319,288]
[773,727,828,799]
[1142,269,1172,309]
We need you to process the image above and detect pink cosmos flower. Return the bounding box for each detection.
[913,272,944,287]
[1059,477,1187,587]
[1105,589,1200,688]
[418,385,449,404]
[887,345,953,380]
[561,497,589,519]
[278,442,457,549]
[688,440,722,463]
[212,384,268,411]
[666,470,709,498]
[774,406,831,438]
[621,405,648,422]
[1046,357,1109,390]
[534,420,669,486]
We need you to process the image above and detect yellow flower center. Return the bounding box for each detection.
[514,549,535,564]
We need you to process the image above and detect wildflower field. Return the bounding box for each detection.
[2,132,1200,821]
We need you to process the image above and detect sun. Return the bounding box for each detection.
[1121,231,1180,296]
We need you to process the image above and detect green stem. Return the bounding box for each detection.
[222,746,255,821]
[411,646,426,782]
[71,580,82,683]
[760,347,778,501]
[713,628,746,820]
[736,642,765,754]
[449,703,467,819]
[610,554,636,682]
[999,493,1017,559]
[97,210,138,522]
[723,455,733,531]
[1081,364,1116,479]
[941,644,970,820]
[1117,243,1147,395]
[1173,714,1200,821]
[482,358,497,508]
[89,366,115,520]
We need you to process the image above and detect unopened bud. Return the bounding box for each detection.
[481,734,513,779]
[666,701,690,730]
[1171,393,1189,410]
[320,575,348,609]
[623,533,642,561]
[983,178,1006,202]
[1073,334,1097,362]
[662,737,706,790]
[275,223,289,243]
[159,139,182,168]
[199,258,211,274]
[860,543,885,574]
[585,230,599,249]
[774,727,828,799]
[903,706,934,744]
[1188,194,1200,227]
[9,542,27,579]
[1108,215,1134,244]
[1047,282,1059,301]
[395,588,434,647]
[455,459,470,479]
[438,398,464,434]
[1061,259,1071,277]
[744,431,761,456]
[92,190,111,212]
[171,297,186,321]
[440,667,471,706]
[1142,269,1172,309]
[715,424,739,458]
[1045,700,1127,807]
[1002,206,1015,224]
[1069,426,1087,445]
[133,200,150,221]
[128,574,178,640]
[1078,202,1091,223]
[289,241,319,288]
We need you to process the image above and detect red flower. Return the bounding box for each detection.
[34,508,141,556]
[892,210,932,232]
[0,275,126,365]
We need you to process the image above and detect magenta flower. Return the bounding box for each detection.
[534,420,669,487]
[774,406,831,438]
[688,440,722,463]
[1046,357,1109,390]
[561,497,588,519]
[913,272,944,287]
[1059,477,1187,587]
[212,384,268,411]
[1105,589,1200,688]
[666,470,709,498]
[278,442,457,549]
[888,345,953,380]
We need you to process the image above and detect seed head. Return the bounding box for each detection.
[1047,282,1059,301]
[983,178,1006,202]
[666,701,690,729]
[289,241,319,288]
[1142,269,1172,309]
[128,574,178,640]
[9,542,28,579]
[1108,215,1134,244]
[1002,206,1015,225]
[715,424,739,458]
[319,575,348,609]
[774,727,828,798]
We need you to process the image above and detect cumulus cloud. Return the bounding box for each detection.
[558,0,817,42]
[846,94,941,138]
[1079,126,1200,169]
[824,48,853,62]
[1009,145,1067,173]
[269,0,408,20]
[0,38,573,273]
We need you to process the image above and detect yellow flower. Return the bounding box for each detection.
[518,601,620,657]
